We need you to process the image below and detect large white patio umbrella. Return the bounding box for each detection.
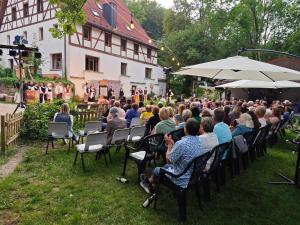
[174,56,300,82]
[216,80,300,89]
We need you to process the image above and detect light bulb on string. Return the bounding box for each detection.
[160,47,164,51]
[172,57,175,61]
[130,14,135,29]
[148,39,152,44]
[177,62,180,66]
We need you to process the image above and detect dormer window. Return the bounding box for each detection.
[83,26,91,41]
[134,43,139,55]
[105,33,112,47]
[96,2,102,10]
[12,7,17,21]
[23,3,29,17]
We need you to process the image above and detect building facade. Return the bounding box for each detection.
[0,0,166,97]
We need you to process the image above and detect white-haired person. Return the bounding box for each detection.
[199,117,219,153]
[231,113,254,137]
[106,107,127,144]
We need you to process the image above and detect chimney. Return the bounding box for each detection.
[103,3,117,28]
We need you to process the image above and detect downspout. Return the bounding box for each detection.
[64,34,67,80]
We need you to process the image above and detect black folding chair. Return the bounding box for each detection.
[122,133,164,182]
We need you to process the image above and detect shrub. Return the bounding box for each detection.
[21,100,79,141]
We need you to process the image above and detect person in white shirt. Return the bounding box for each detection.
[255,106,267,127]
[199,117,219,153]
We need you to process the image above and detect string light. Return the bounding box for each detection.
[130,13,135,29]
[160,47,164,51]
[172,57,175,61]
[148,39,152,44]
[177,62,180,66]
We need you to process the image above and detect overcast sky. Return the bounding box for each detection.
[155,0,174,8]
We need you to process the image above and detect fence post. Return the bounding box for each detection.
[1,115,6,154]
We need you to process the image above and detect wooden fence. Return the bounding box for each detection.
[76,110,103,127]
[0,112,23,153]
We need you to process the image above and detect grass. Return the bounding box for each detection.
[0,147,17,166]
[1,138,300,225]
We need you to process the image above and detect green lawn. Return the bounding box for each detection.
[1,138,300,225]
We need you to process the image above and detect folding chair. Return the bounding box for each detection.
[110,128,131,153]
[79,121,102,143]
[130,117,141,128]
[169,128,185,143]
[128,126,146,146]
[46,122,73,154]
[74,132,108,171]
[122,133,165,181]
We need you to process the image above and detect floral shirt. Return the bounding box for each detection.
[167,135,203,188]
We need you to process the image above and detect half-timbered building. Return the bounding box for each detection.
[0,0,166,97]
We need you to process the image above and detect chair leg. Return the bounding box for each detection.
[73,151,79,165]
[80,153,86,172]
[177,191,187,221]
[203,176,211,201]
[68,140,71,152]
[108,149,113,164]
[195,183,202,210]
[215,172,220,192]
[103,152,108,167]
[154,183,160,209]
[122,156,128,176]
[51,140,54,149]
[46,139,50,154]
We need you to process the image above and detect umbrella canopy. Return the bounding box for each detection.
[174,56,300,82]
[216,80,300,89]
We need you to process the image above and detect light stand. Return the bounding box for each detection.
[0,35,41,114]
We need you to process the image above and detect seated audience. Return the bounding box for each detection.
[232,113,254,137]
[191,106,201,123]
[213,108,232,144]
[106,107,127,144]
[199,117,219,153]
[255,106,267,127]
[247,110,261,130]
[153,107,176,135]
[140,105,153,125]
[107,101,126,121]
[140,118,204,194]
[125,103,140,127]
[177,109,192,129]
[223,105,231,126]
[145,106,160,135]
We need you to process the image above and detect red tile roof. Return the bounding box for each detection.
[268,57,300,72]
[84,0,156,49]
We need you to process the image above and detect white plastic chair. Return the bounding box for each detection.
[130,117,141,128]
[110,128,131,152]
[128,126,146,144]
[79,121,102,143]
[46,122,72,154]
[74,132,108,171]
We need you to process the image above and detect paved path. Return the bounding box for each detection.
[0,103,24,115]
[0,146,27,179]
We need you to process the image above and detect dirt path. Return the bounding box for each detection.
[0,146,27,179]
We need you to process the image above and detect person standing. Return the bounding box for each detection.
[55,82,64,99]
[39,83,47,103]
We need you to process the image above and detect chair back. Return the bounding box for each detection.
[48,122,69,138]
[243,131,256,146]
[84,121,102,134]
[258,123,271,143]
[111,128,131,145]
[137,133,165,156]
[128,126,146,141]
[189,151,212,185]
[84,132,108,151]
[130,117,141,128]
[169,128,185,143]
[207,142,231,174]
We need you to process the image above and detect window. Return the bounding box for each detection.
[23,3,29,17]
[145,68,152,79]
[51,53,62,70]
[147,48,152,59]
[37,0,43,12]
[85,55,99,72]
[134,43,139,55]
[121,63,127,76]
[105,32,112,47]
[121,39,127,52]
[39,27,43,41]
[23,31,27,40]
[7,35,10,44]
[83,26,91,41]
[12,7,17,21]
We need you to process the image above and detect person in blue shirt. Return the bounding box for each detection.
[213,108,232,144]
[125,103,140,127]
[231,113,254,137]
[140,118,203,194]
